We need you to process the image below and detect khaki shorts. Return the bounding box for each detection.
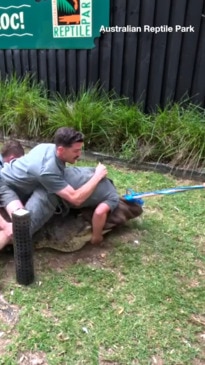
[0,183,21,207]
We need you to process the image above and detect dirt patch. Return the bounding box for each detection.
[0,225,141,286]
[195,260,205,277]
[151,355,164,365]
[191,314,205,327]
[17,351,48,365]
[0,238,112,285]
[193,359,205,365]
[190,316,205,364]
[0,250,16,288]
[34,233,118,273]
[98,346,121,365]
[173,178,198,186]
[0,294,19,325]
[0,334,12,356]
[0,295,20,357]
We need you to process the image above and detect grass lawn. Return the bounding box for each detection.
[0,161,205,365]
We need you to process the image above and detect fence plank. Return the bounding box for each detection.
[175,0,204,101]
[98,32,112,92]
[161,0,187,106]
[66,50,77,94]
[29,50,38,78]
[146,0,172,111]
[110,0,127,95]
[0,51,6,79]
[13,50,22,78]
[56,50,66,96]
[47,50,57,93]
[87,38,100,86]
[76,50,88,91]
[191,3,205,105]
[21,50,30,75]
[134,0,156,107]
[5,50,14,74]
[98,0,117,92]
[120,0,141,100]
[38,50,48,89]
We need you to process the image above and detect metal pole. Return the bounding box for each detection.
[12,209,35,285]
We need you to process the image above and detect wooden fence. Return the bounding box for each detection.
[0,0,204,111]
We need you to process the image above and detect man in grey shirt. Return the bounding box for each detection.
[1,127,110,247]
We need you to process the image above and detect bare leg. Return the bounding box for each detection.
[91,203,110,244]
[0,214,12,238]
[0,214,9,230]
[0,200,24,250]
[0,215,13,250]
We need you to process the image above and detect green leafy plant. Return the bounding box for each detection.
[1,75,205,170]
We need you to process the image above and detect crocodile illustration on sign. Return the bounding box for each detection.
[52,0,92,37]
[57,0,80,24]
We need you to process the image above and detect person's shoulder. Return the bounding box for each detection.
[28,143,55,159]
[31,143,55,152]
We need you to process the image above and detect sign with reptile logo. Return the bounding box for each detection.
[0,0,109,49]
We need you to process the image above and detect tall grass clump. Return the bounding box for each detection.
[1,75,205,170]
[101,97,151,155]
[0,74,48,139]
[32,82,205,169]
[140,102,205,169]
[175,104,205,169]
[46,85,149,153]
[45,85,110,148]
[139,103,186,163]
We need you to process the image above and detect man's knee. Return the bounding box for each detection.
[25,190,59,235]
[26,190,59,212]
[94,203,111,216]
[6,200,24,217]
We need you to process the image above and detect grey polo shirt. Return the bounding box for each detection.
[1,143,68,194]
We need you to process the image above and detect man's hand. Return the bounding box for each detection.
[94,163,108,180]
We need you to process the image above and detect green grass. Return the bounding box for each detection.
[0,162,205,364]
[1,76,205,169]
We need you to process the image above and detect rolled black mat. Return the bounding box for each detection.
[12,209,35,285]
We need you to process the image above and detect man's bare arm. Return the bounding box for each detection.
[56,163,108,206]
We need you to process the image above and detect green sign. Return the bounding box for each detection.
[0,0,109,49]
